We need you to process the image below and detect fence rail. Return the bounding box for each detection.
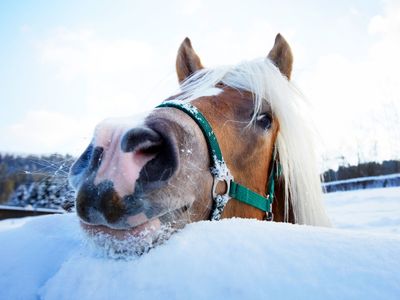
[0,205,63,220]
[323,173,400,193]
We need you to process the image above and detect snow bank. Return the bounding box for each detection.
[0,188,400,300]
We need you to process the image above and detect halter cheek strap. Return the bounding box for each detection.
[157,101,279,221]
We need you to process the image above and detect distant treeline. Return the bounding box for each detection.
[1,153,400,208]
[322,160,400,182]
[0,153,74,207]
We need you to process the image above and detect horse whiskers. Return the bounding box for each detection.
[181,159,203,170]
[26,156,74,183]
[166,180,196,200]
[144,194,192,227]
[185,175,197,187]
[159,180,212,224]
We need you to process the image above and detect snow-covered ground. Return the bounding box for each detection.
[325,187,400,234]
[0,187,399,299]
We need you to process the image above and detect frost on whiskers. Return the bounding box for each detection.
[82,225,177,259]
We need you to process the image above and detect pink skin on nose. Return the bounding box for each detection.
[93,121,155,197]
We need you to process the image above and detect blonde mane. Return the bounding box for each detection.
[175,58,331,226]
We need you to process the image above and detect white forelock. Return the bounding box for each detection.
[174,58,331,226]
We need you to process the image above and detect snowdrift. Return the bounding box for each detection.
[0,212,399,300]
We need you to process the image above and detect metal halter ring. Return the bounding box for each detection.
[265,211,274,221]
[212,173,233,200]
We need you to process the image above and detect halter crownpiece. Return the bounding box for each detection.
[157,101,279,221]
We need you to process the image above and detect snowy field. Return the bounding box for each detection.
[0,187,399,299]
[325,187,400,234]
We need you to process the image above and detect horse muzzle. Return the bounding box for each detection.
[69,120,180,230]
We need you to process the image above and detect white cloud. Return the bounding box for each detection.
[368,1,400,35]
[37,27,175,119]
[0,110,95,155]
[38,28,155,80]
[368,2,400,72]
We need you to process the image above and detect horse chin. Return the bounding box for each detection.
[80,218,162,239]
[80,217,176,258]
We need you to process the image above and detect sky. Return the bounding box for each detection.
[0,0,399,170]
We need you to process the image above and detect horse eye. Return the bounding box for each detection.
[256,113,272,130]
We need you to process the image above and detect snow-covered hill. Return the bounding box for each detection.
[0,187,399,300]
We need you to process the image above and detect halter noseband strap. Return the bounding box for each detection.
[157,101,279,221]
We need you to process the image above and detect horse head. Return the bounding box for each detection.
[69,34,330,255]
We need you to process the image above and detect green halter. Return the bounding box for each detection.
[157,101,279,221]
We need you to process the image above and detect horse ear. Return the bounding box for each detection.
[176,37,204,84]
[267,34,293,80]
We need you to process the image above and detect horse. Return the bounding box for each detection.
[69,34,331,255]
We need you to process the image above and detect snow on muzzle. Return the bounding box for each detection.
[69,118,179,231]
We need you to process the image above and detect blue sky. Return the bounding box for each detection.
[0,0,399,169]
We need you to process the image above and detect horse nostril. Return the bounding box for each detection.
[121,127,163,153]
